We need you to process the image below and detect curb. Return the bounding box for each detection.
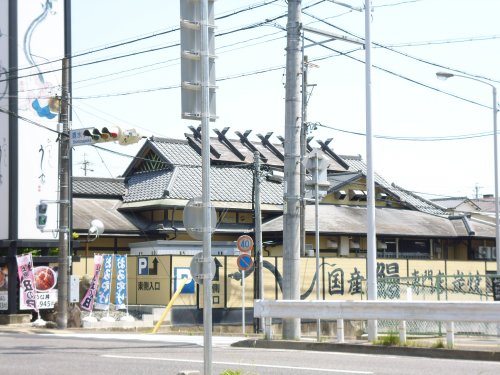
[232,339,500,362]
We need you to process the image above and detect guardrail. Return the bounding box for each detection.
[254,299,500,347]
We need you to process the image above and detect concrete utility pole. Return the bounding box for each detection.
[364,0,378,341]
[283,0,302,340]
[57,57,70,329]
[253,151,264,332]
[300,55,308,258]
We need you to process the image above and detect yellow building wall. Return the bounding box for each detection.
[71,256,497,309]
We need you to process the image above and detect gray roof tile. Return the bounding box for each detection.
[123,166,283,205]
[72,177,125,197]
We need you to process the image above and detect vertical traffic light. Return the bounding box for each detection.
[36,202,48,231]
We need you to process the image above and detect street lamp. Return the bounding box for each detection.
[85,219,104,274]
[436,71,499,274]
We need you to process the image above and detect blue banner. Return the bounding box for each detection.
[115,255,127,310]
[94,255,113,310]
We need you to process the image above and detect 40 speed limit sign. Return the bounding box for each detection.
[236,235,254,253]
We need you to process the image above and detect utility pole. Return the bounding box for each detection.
[283,0,302,340]
[253,151,264,332]
[300,55,308,258]
[57,57,70,329]
[80,154,94,176]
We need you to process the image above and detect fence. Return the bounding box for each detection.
[372,274,500,336]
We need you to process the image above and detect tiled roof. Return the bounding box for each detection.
[72,177,125,197]
[262,204,491,238]
[123,166,283,205]
[150,137,202,166]
[340,154,447,216]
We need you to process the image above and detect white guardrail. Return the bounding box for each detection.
[253,299,500,346]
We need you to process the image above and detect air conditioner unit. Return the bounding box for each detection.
[477,246,490,259]
[350,239,360,249]
[377,240,387,250]
[326,239,338,249]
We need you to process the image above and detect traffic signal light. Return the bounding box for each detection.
[36,203,48,231]
[82,126,143,146]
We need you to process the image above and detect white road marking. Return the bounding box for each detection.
[102,354,374,374]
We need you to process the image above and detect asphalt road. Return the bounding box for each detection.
[1,332,500,375]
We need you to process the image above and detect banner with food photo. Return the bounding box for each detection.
[16,254,38,311]
[0,264,8,311]
[32,265,58,309]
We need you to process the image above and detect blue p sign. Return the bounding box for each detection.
[138,257,148,275]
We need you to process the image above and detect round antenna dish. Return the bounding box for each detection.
[89,219,105,236]
[183,197,216,240]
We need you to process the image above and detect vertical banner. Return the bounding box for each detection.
[115,255,127,310]
[0,0,9,240]
[95,255,113,310]
[80,254,103,312]
[17,0,64,240]
[16,254,38,311]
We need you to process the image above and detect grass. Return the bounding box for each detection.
[373,332,400,346]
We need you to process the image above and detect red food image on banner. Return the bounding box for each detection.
[34,266,57,291]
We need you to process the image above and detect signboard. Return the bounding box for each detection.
[189,252,215,285]
[70,128,94,146]
[16,1,65,240]
[0,0,9,240]
[236,235,254,253]
[237,253,253,271]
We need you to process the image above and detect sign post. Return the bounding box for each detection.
[236,235,254,335]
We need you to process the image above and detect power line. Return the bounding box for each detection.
[314,121,493,141]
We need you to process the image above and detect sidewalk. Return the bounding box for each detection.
[233,335,500,362]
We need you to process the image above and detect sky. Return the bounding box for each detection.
[68,0,500,200]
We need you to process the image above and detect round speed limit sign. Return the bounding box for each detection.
[236,235,254,253]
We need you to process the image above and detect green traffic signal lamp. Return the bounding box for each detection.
[36,202,48,230]
[83,129,100,141]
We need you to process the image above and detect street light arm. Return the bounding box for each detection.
[436,71,496,93]
[436,71,499,274]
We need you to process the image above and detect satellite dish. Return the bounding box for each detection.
[183,197,216,240]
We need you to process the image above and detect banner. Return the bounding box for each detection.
[95,255,113,310]
[80,254,103,312]
[16,254,38,311]
[115,255,127,310]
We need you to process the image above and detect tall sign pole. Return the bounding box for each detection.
[365,0,378,341]
[180,1,216,373]
[283,0,302,340]
[57,57,70,329]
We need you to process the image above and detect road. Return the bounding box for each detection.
[1,332,499,375]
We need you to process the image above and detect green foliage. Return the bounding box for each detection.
[432,339,446,349]
[374,332,400,346]
[220,371,242,375]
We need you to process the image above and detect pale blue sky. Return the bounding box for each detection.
[69,0,500,199]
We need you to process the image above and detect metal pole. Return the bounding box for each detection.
[283,0,302,341]
[493,86,500,275]
[242,270,245,335]
[254,152,264,332]
[200,0,213,372]
[57,57,70,329]
[315,156,321,342]
[364,0,378,341]
[436,72,499,273]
